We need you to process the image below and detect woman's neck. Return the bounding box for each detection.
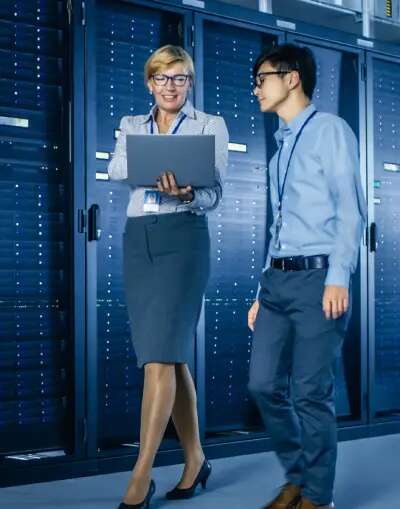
[156,108,179,130]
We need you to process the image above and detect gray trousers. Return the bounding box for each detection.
[248,267,350,506]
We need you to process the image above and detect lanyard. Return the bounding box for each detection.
[276,109,318,213]
[149,112,187,135]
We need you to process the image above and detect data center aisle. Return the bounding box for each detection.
[1,433,399,509]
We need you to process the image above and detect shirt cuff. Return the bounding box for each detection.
[185,189,199,208]
[174,190,198,210]
[325,265,351,288]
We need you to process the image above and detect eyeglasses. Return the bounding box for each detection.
[254,70,295,88]
[151,74,190,87]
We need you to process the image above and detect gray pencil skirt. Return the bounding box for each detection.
[122,212,210,368]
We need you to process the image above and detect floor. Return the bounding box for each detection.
[1,433,399,509]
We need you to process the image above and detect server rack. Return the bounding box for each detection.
[285,33,368,425]
[194,13,282,441]
[84,0,193,458]
[366,51,400,422]
[0,0,80,462]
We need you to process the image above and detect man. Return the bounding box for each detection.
[247,44,367,509]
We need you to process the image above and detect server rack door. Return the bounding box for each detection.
[367,54,400,422]
[0,0,75,459]
[85,0,191,454]
[194,15,282,438]
[286,35,366,424]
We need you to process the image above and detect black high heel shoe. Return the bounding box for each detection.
[118,479,156,509]
[166,459,211,500]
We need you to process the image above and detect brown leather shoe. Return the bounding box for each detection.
[262,483,302,508]
[292,496,335,509]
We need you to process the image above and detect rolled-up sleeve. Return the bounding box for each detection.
[108,116,129,181]
[184,115,229,212]
[321,119,367,288]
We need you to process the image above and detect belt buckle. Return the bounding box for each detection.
[287,257,296,271]
[281,258,286,271]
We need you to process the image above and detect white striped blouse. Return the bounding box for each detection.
[107,99,229,217]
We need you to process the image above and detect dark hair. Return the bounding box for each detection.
[253,43,317,99]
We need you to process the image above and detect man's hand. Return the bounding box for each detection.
[322,285,349,320]
[157,171,193,202]
[248,300,260,332]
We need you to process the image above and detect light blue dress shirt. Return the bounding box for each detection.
[261,103,367,289]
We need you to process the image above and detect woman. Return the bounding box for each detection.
[108,45,229,508]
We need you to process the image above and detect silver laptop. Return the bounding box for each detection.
[126,134,215,187]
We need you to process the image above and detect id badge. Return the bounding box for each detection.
[273,213,282,250]
[143,190,160,212]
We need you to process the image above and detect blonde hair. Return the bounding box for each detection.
[144,45,195,83]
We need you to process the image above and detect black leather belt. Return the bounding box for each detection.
[271,255,329,271]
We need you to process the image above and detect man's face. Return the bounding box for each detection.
[253,61,292,113]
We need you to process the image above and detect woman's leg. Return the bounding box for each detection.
[171,363,205,488]
[123,362,176,504]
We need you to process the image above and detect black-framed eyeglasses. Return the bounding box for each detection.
[254,70,294,88]
[151,74,190,87]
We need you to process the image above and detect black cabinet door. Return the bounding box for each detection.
[367,54,400,421]
[276,34,367,424]
[0,0,75,456]
[195,15,282,435]
[85,0,190,453]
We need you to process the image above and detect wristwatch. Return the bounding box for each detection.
[180,190,195,204]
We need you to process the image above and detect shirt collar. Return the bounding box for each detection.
[274,103,316,144]
[138,99,196,124]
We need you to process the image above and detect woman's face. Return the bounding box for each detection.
[147,63,192,114]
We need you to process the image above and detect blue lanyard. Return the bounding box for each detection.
[276,110,318,213]
[149,113,187,135]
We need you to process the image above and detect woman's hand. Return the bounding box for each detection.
[157,171,193,202]
[248,300,260,332]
